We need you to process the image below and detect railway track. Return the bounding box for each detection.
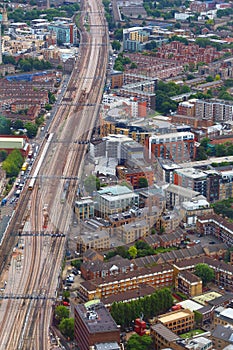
[0,0,109,347]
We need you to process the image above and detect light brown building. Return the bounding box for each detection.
[175,270,202,297]
[157,309,195,334]
[78,263,173,301]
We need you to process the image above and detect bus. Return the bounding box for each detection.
[21,162,29,171]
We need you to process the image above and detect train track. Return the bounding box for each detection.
[0,0,108,347]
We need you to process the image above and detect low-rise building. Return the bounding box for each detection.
[116,219,149,244]
[0,135,30,157]
[156,309,195,334]
[77,230,110,253]
[175,270,202,297]
[78,263,173,301]
[95,185,139,217]
[211,324,233,349]
[75,197,95,222]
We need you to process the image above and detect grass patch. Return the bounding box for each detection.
[155,247,178,254]
[180,329,204,339]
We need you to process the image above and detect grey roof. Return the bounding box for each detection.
[135,245,205,267]
[75,302,119,334]
[95,343,120,350]
[209,293,233,307]
[151,323,179,342]
[212,324,233,342]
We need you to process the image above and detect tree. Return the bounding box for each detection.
[0,150,7,162]
[63,291,70,301]
[127,334,153,350]
[25,122,38,138]
[0,116,11,135]
[138,177,148,188]
[128,246,137,259]
[59,318,74,340]
[195,263,214,286]
[114,28,123,40]
[84,175,100,193]
[2,150,23,177]
[14,119,24,130]
[55,305,69,322]
[112,40,121,51]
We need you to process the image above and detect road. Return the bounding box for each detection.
[0,0,108,348]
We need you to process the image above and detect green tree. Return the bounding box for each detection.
[195,263,214,286]
[0,116,11,135]
[59,318,74,340]
[63,291,70,301]
[0,150,7,162]
[138,177,148,188]
[84,175,100,193]
[206,75,214,82]
[25,122,38,138]
[14,119,24,130]
[55,305,69,322]
[127,334,153,350]
[2,150,23,177]
[114,28,123,40]
[71,259,82,269]
[128,246,137,259]
[112,40,121,51]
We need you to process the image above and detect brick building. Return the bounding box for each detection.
[146,132,196,163]
[0,135,30,157]
[74,302,120,350]
[78,263,173,301]
[116,164,154,188]
[175,270,202,297]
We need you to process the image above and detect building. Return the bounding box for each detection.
[75,197,95,222]
[77,230,110,253]
[175,270,202,297]
[80,256,134,280]
[195,99,233,123]
[174,168,208,197]
[117,219,149,244]
[165,184,201,210]
[111,71,123,89]
[95,185,139,217]
[0,135,30,157]
[173,256,233,291]
[116,164,154,188]
[214,308,233,327]
[151,323,180,350]
[123,27,149,52]
[181,199,212,227]
[197,214,233,247]
[146,132,196,163]
[211,324,233,349]
[78,263,173,301]
[156,309,195,334]
[74,302,120,350]
[48,21,77,45]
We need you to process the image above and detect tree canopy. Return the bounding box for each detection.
[2,150,23,178]
[84,175,100,193]
[111,288,173,327]
[55,305,70,322]
[195,263,214,286]
[59,318,74,340]
[127,334,153,350]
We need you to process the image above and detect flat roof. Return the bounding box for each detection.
[159,310,191,323]
[75,303,119,334]
[193,292,222,306]
[179,300,203,312]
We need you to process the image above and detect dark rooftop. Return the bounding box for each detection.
[151,323,180,342]
[75,302,119,334]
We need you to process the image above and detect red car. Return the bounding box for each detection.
[63,301,70,306]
